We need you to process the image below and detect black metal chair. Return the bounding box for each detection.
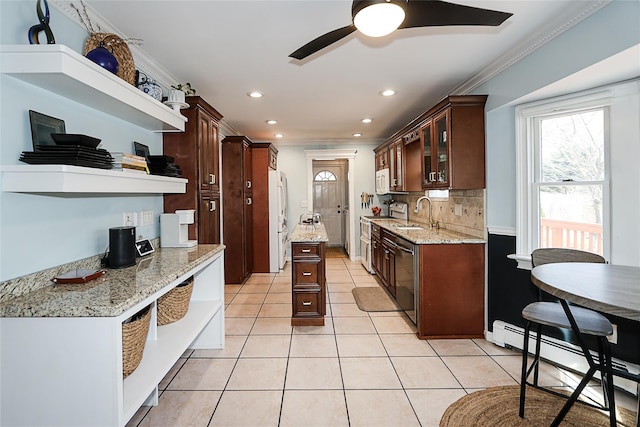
[519,248,616,426]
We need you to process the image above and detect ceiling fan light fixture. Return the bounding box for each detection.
[353,0,406,38]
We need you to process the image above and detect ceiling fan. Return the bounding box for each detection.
[289,0,513,60]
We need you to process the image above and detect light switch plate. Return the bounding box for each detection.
[454,204,462,216]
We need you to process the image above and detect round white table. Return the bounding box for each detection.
[531,263,640,426]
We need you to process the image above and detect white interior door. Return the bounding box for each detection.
[313,161,346,246]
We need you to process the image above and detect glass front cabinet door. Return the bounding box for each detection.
[389,140,403,191]
[422,109,451,189]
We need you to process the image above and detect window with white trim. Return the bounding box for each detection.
[513,90,613,269]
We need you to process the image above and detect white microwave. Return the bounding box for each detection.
[375,168,390,195]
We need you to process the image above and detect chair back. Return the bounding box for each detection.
[531,248,605,267]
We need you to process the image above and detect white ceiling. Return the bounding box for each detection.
[83,0,614,145]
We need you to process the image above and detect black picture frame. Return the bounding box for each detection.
[133,141,150,161]
[29,110,66,151]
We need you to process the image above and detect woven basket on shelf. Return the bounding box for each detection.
[122,305,151,378]
[157,278,194,326]
[83,32,135,85]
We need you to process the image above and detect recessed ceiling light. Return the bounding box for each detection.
[274,133,283,138]
[353,133,363,137]
[266,120,277,125]
[248,91,263,98]
[380,89,396,97]
[361,118,373,124]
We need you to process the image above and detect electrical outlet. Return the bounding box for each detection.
[454,204,462,216]
[123,212,134,226]
[607,324,618,344]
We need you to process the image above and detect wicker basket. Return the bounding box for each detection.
[157,278,194,326]
[122,305,151,378]
[83,32,136,85]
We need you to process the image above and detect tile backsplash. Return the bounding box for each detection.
[388,190,485,238]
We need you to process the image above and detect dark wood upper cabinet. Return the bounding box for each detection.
[375,95,487,191]
[422,96,486,190]
[163,96,223,244]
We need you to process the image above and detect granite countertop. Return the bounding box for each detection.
[289,223,329,242]
[0,244,225,318]
[369,219,486,245]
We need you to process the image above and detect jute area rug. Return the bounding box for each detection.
[352,287,401,312]
[440,385,637,427]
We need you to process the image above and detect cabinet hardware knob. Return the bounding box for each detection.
[247,180,252,188]
[302,301,312,306]
[209,174,215,185]
[209,200,216,212]
[301,249,311,253]
[247,197,252,205]
[302,272,312,276]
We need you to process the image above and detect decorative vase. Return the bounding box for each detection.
[168,89,186,104]
[136,72,163,102]
[86,44,119,75]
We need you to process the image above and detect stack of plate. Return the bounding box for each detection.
[20,133,114,169]
[147,155,182,177]
[20,145,114,169]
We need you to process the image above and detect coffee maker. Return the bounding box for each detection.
[160,209,197,248]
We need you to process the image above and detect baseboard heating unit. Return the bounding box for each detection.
[492,320,639,395]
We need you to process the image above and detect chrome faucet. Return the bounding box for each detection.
[415,195,435,228]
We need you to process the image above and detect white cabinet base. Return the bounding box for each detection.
[0,251,225,427]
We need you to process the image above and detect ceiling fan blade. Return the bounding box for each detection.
[399,0,513,29]
[289,25,356,60]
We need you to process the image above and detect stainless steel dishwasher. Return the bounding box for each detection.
[394,236,418,325]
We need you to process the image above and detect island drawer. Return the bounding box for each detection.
[292,243,320,258]
[293,261,320,284]
[292,289,322,317]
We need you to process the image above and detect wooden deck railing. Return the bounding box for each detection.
[540,218,603,255]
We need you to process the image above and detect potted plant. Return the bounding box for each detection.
[166,83,196,110]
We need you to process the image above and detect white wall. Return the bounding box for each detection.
[275,142,380,257]
[0,2,163,280]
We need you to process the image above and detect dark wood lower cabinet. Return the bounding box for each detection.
[291,242,326,326]
[199,192,220,244]
[381,235,396,297]
[417,243,485,339]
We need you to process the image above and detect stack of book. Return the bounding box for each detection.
[111,152,149,174]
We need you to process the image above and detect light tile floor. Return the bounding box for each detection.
[128,255,638,426]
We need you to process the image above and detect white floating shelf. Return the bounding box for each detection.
[0,44,187,132]
[1,165,187,194]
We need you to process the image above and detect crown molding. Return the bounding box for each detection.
[450,0,611,96]
[50,0,177,90]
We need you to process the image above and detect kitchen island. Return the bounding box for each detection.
[368,218,486,340]
[0,244,225,427]
[288,223,329,326]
